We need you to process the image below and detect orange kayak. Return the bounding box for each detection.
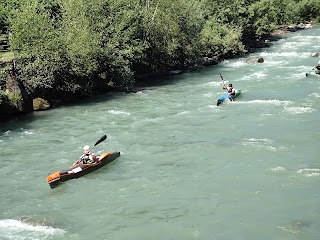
[46,152,120,189]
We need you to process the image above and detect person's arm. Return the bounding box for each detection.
[222,84,227,90]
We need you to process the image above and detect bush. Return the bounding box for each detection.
[200,19,244,58]
[295,0,320,22]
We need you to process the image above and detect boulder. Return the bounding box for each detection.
[3,63,33,113]
[33,97,50,111]
[245,57,264,63]
[311,53,319,58]
[202,57,219,66]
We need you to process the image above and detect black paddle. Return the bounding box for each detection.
[220,74,226,88]
[89,135,107,151]
[217,74,225,106]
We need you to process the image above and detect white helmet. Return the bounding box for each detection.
[83,145,90,150]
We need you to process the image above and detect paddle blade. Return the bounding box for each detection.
[94,135,107,146]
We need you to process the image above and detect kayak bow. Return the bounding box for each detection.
[306,71,320,78]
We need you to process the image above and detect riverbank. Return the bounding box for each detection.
[0,22,316,123]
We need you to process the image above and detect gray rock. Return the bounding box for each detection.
[245,57,264,63]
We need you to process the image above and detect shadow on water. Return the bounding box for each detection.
[0,111,48,133]
[0,92,123,132]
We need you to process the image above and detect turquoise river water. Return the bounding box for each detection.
[0,25,320,240]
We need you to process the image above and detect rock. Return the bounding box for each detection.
[311,53,319,57]
[1,62,33,115]
[245,57,264,63]
[33,97,50,111]
[202,57,219,66]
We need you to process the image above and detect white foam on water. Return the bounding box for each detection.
[260,51,312,61]
[291,35,320,41]
[263,60,286,66]
[134,91,145,95]
[270,166,287,172]
[176,111,190,116]
[309,92,320,98]
[297,168,320,177]
[239,99,292,106]
[204,81,223,87]
[22,130,34,135]
[4,130,11,136]
[287,72,307,79]
[284,106,316,114]
[280,41,311,50]
[108,109,131,115]
[242,138,277,151]
[229,60,247,68]
[0,219,65,240]
[260,51,299,57]
[221,59,247,68]
[241,71,268,81]
[203,92,214,98]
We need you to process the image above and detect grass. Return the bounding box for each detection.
[0,51,14,62]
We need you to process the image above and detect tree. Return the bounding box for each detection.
[200,19,244,58]
[9,0,66,97]
[246,0,298,38]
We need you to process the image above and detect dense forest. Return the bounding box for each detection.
[0,0,319,114]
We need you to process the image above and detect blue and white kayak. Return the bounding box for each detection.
[217,89,242,106]
[306,71,320,78]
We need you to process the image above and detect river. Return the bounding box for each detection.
[0,25,320,240]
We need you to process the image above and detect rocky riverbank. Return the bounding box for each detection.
[0,22,316,122]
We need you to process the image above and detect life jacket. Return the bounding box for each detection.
[228,87,235,95]
[80,152,95,164]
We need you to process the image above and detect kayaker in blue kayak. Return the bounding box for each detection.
[222,83,236,101]
[312,61,320,74]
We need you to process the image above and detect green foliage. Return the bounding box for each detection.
[9,0,67,96]
[201,19,244,57]
[88,0,146,87]
[200,0,252,26]
[7,91,21,102]
[137,0,204,73]
[0,5,6,33]
[1,0,317,103]
[247,0,278,37]
[247,0,299,38]
[295,0,320,22]
[59,0,99,77]
[0,0,23,33]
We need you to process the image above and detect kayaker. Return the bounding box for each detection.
[312,61,320,74]
[223,83,236,101]
[79,145,97,164]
